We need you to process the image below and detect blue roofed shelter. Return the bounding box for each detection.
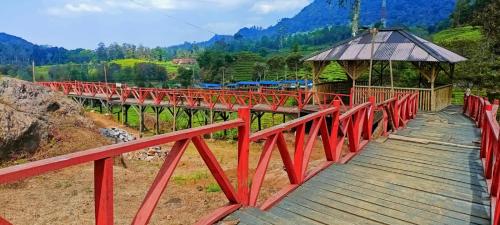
[306,28,467,111]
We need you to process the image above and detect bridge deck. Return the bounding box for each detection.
[222,106,491,225]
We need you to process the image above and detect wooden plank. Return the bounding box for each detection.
[304,179,489,224]
[273,201,336,224]
[244,208,288,225]
[294,186,436,225]
[330,166,490,205]
[232,210,271,225]
[350,156,488,189]
[366,142,481,162]
[358,150,485,174]
[284,194,378,225]
[268,204,325,225]
[316,169,491,220]
[389,134,480,149]
[354,153,483,177]
[383,138,480,153]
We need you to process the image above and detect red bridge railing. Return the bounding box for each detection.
[464,94,500,224]
[36,81,352,112]
[0,92,418,225]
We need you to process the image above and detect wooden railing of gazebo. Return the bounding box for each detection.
[352,84,452,111]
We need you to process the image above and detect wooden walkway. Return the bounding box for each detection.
[222,106,491,225]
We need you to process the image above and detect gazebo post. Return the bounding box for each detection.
[389,60,394,94]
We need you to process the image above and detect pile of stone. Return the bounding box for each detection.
[98,127,169,161]
[99,127,136,143]
[125,146,168,161]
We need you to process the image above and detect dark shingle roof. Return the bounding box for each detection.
[306,28,467,63]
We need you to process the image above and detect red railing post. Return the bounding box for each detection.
[482,104,493,171]
[393,96,400,130]
[237,107,250,206]
[330,100,341,161]
[365,96,376,140]
[94,157,114,225]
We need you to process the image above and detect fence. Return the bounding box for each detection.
[0,92,419,225]
[463,94,500,224]
[353,85,452,111]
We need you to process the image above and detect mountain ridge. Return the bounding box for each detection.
[176,0,456,47]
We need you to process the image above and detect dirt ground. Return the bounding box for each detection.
[0,112,331,225]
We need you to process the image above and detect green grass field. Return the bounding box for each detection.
[432,26,483,44]
[111,59,179,74]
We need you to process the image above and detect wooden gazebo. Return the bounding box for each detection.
[306,28,467,111]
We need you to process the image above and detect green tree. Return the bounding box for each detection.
[252,62,268,81]
[177,66,193,87]
[267,56,286,80]
[96,42,108,61]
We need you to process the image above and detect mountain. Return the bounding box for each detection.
[0,33,94,66]
[166,34,234,55]
[0,33,36,64]
[236,0,456,39]
[173,0,456,48]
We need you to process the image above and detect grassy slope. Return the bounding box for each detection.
[432,26,484,105]
[432,26,483,43]
[111,59,179,74]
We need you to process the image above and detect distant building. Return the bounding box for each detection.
[172,58,197,65]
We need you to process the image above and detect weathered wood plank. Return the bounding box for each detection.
[330,166,491,205]
[268,206,322,225]
[294,186,436,225]
[317,172,491,219]
[350,156,488,189]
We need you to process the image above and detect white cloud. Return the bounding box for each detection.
[47,2,103,15]
[46,0,252,16]
[251,0,311,14]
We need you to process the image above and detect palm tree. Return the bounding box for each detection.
[327,0,362,36]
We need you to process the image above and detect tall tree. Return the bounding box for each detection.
[327,0,362,36]
[96,42,108,61]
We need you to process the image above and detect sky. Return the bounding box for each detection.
[0,0,313,49]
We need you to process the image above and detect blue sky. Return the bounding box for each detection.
[0,0,312,49]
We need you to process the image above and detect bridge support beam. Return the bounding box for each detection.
[121,105,130,125]
[153,106,164,135]
[253,112,265,131]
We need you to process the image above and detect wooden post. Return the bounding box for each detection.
[389,60,394,94]
[237,107,250,205]
[210,109,214,139]
[124,105,129,125]
[172,105,176,132]
[155,107,161,135]
[32,60,36,82]
[94,157,113,225]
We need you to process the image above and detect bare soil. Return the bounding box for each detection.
[0,112,329,225]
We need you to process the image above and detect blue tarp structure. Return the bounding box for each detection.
[259,81,280,86]
[225,83,239,88]
[199,83,222,89]
[237,81,260,86]
[280,80,312,85]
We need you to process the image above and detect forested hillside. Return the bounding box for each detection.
[235,0,455,40]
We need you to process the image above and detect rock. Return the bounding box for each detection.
[166,197,182,204]
[196,186,204,191]
[0,77,92,160]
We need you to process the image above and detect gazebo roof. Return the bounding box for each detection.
[306,28,467,63]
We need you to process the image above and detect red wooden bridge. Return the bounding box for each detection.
[0,85,498,225]
[36,81,352,113]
